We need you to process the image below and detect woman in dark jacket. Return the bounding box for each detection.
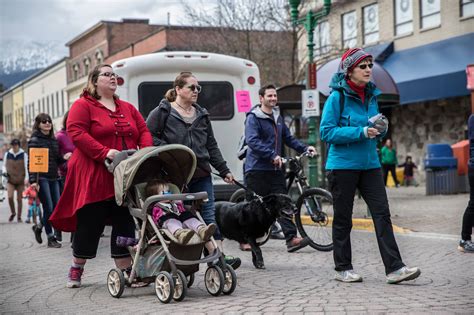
[28,113,64,248]
[320,48,420,284]
[146,71,241,269]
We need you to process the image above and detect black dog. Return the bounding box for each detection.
[215,194,295,269]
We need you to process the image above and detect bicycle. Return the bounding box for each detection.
[230,152,333,251]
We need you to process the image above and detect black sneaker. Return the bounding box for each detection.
[32,224,43,244]
[458,240,474,253]
[48,236,62,248]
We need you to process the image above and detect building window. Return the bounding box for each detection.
[83,58,91,75]
[314,21,330,57]
[56,92,60,117]
[420,0,440,29]
[95,50,104,64]
[363,3,379,44]
[342,11,357,49]
[461,0,474,17]
[62,91,66,113]
[395,0,413,35]
[72,64,79,81]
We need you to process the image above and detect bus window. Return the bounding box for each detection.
[138,81,234,120]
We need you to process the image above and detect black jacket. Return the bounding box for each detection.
[27,130,63,182]
[146,99,230,177]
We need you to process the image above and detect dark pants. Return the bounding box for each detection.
[461,168,474,241]
[327,168,405,275]
[73,200,135,259]
[382,163,399,186]
[38,178,61,236]
[244,170,297,242]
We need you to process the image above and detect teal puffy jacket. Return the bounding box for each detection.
[320,72,385,170]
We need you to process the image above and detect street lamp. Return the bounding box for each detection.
[289,0,331,187]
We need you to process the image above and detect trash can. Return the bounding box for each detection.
[424,144,458,195]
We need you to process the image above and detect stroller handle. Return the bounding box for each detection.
[105,149,137,173]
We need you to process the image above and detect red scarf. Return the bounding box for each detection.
[347,79,366,104]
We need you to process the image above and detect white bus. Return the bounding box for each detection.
[112,51,260,200]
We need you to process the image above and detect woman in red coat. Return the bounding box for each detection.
[50,64,152,288]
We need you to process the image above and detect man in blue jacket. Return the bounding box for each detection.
[244,84,316,252]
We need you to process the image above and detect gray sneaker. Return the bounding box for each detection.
[458,240,474,253]
[386,266,421,284]
[334,270,363,283]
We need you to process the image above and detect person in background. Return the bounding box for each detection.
[28,114,64,248]
[458,114,474,253]
[50,64,152,288]
[23,184,41,224]
[399,156,418,187]
[2,139,28,222]
[146,71,241,270]
[381,139,400,187]
[56,111,75,191]
[320,47,420,284]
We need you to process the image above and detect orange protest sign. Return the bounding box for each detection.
[29,148,49,173]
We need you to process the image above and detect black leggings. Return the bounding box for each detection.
[382,164,399,186]
[73,200,135,259]
[461,168,474,241]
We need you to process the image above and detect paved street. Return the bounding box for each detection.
[1,187,472,314]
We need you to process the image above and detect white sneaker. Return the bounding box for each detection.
[334,270,363,282]
[386,266,421,284]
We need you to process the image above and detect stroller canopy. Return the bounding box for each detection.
[114,145,197,206]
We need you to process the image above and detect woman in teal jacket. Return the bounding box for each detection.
[320,48,420,284]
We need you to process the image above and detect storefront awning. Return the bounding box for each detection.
[317,59,399,105]
[381,33,474,105]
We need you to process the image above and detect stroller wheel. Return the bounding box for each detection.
[204,265,224,296]
[155,271,174,303]
[172,270,187,302]
[186,273,195,288]
[222,264,237,295]
[107,268,125,298]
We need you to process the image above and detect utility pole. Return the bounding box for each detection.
[288,0,331,187]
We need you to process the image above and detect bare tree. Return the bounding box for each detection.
[179,0,305,86]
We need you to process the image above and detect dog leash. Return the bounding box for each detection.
[208,170,263,201]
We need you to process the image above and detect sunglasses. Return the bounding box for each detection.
[40,119,52,124]
[184,84,202,93]
[99,72,118,78]
[358,63,374,70]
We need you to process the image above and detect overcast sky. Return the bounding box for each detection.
[0,0,217,54]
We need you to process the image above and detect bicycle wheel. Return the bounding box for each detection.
[295,188,333,251]
[229,188,246,203]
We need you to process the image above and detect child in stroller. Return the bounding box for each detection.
[145,179,216,245]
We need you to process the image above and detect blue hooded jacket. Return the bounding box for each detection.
[320,72,385,170]
[244,105,307,173]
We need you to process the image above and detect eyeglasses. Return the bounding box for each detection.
[99,72,118,78]
[40,119,52,124]
[161,190,172,195]
[358,63,374,70]
[184,84,202,93]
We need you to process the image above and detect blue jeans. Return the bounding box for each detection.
[38,178,61,236]
[186,176,222,240]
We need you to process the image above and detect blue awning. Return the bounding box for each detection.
[381,33,474,105]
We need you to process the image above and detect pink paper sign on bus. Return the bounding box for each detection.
[236,90,252,112]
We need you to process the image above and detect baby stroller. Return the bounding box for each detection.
[107,144,237,303]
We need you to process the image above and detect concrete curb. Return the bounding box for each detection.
[300,216,411,234]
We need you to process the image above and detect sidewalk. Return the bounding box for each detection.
[352,186,468,236]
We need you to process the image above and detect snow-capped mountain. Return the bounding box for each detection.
[0,39,67,89]
[0,39,66,74]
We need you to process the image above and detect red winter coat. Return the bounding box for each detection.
[50,93,152,232]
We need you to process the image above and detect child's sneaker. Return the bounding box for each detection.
[197,223,216,242]
[67,266,83,288]
[458,239,474,253]
[174,229,195,245]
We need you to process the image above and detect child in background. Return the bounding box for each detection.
[400,156,418,187]
[145,179,216,246]
[23,185,41,224]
